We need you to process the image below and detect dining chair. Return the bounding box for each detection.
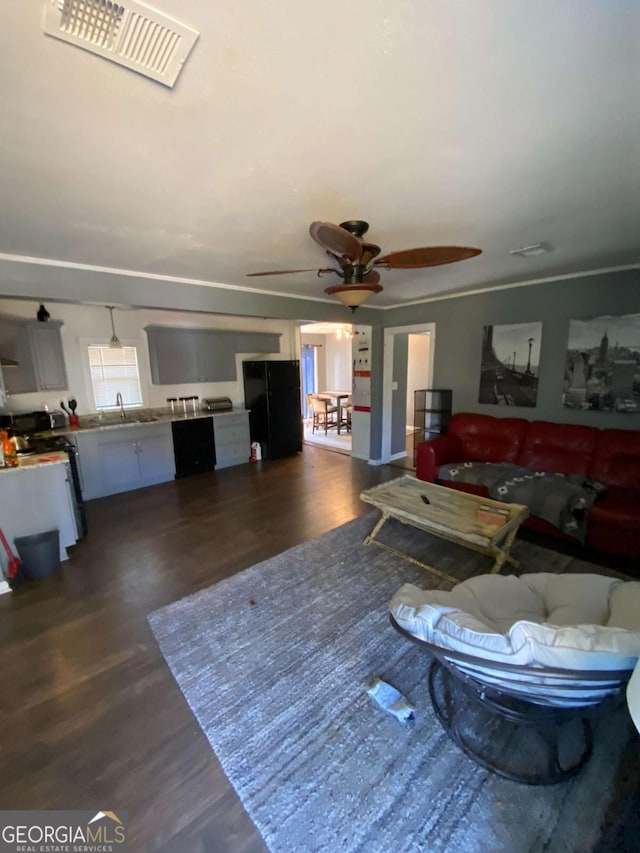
[305,393,315,421]
[311,396,338,435]
[344,395,352,433]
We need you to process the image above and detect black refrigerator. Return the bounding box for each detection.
[243,360,303,460]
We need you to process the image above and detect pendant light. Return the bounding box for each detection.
[107,306,122,349]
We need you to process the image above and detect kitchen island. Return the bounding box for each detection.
[0,455,79,563]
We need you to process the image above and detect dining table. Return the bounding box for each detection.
[316,390,351,433]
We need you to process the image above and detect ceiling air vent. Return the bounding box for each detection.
[44,0,199,87]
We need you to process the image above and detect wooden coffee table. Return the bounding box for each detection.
[360,475,529,585]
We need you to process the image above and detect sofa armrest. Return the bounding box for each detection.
[416,434,463,482]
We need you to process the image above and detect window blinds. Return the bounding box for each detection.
[88,345,143,409]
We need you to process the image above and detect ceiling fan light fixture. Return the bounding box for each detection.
[324,281,383,312]
[335,324,352,340]
[107,305,123,349]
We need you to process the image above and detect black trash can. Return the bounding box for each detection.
[14,529,61,579]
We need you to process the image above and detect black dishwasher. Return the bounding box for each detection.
[172,418,216,478]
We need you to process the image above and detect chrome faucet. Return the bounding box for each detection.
[116,392,126,420]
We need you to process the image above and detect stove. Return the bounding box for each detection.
[14,435,72,457]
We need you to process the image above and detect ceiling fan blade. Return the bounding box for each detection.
[309,221,363,262]
[359,242,382,266]
[246,268,333,277]
[376,246,482,269]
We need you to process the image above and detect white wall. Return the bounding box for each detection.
[299,332,352,392]
[405,333,431,427]
[323,335,352,390]
[0,299,297,415]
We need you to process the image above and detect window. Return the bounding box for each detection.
[88,345,143,410]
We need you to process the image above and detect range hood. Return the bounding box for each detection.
[0,356,19,367]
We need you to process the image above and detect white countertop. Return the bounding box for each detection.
[1,451,68,474]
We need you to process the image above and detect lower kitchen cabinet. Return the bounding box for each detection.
[75,423,175,499]
[72,412,250,501]
[213,411,251,469]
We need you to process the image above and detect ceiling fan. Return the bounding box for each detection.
[247,220,482,310]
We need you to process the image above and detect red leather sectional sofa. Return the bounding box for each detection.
[415,412,640,559]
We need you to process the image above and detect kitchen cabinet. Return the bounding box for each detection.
[0,316,67,394]
[0,316,38,393]
[28,323,68,391]
[75,423,175,499]
[146,327,236,384]
[145,326,281,385]
[71,413,250,501]
[213,411,250,469]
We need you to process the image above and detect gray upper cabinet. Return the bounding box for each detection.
[147,327,201,384]
[0,316,67,394]
[28,323,68,391]
[146,326,279,385]
[196,330,236,381]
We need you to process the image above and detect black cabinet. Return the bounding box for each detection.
[172,417,216,478]
[413,389,452,464]
[242,360,302,460]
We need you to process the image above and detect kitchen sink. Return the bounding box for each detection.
[127,416,159,423]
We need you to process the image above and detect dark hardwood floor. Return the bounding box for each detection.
[0,447,395,852]
[1,446,637,852]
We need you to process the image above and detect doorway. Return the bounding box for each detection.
[381,323,435,467]
[299,323,353,455]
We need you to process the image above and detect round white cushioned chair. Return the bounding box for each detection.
[389,573,640,785]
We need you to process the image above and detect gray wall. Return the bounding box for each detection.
[369,269,639,458]
[0,257,380,326]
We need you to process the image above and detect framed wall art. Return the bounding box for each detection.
[563,313,640,412]
[478,321,542,407]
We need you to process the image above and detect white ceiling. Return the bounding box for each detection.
[1,1,639,310]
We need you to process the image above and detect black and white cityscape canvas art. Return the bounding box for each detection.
[563,313,640,413]
[478,322,542,407]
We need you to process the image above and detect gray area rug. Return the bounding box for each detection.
[148,514,631,853]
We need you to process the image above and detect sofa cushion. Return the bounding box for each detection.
[588,487,640,531]
[588,428,640,489]
[448,413,528,464]
[516,421,598,475]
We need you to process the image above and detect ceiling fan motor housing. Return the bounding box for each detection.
[339,220,370,238]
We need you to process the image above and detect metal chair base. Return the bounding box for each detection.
[428,659,594,785]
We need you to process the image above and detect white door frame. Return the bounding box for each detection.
[381,322,436,464]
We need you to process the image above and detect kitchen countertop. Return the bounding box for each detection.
[39,408,248,437]
[0,451,69,474]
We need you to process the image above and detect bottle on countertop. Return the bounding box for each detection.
[0,430,17,468]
